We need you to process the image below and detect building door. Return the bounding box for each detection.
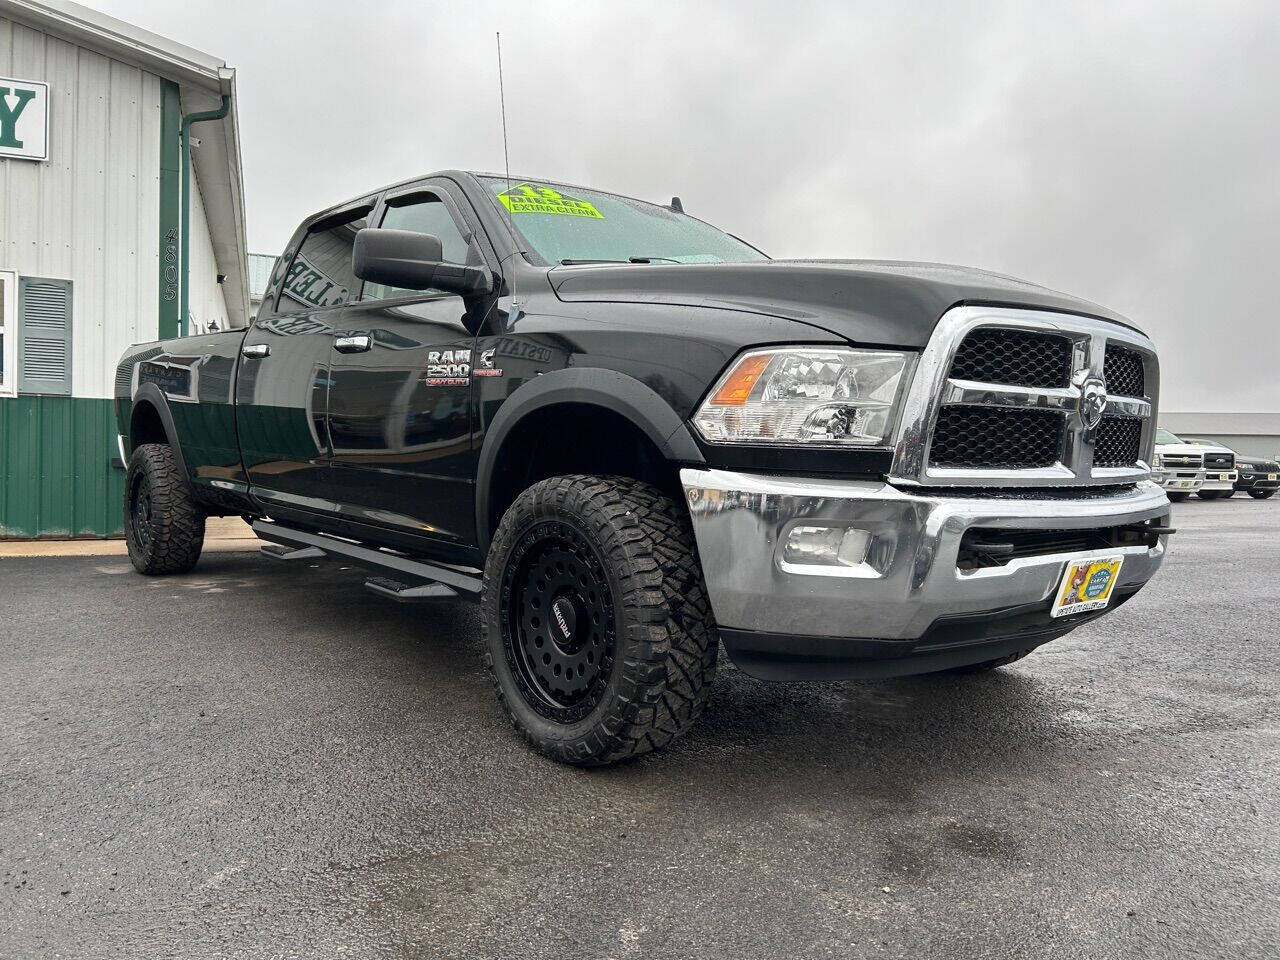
[236,204,371,514]
[325,187,481,554]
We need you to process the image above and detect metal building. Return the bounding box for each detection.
[1159,412,1280,460]
[247,252,276,321]
[0,0,247,537]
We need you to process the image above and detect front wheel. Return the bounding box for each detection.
[123,443,205,575]
[1249,489,1276,500]
[1197,489,1233,500]
[482,475,718,766]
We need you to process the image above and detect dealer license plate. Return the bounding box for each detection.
[1219,473,1231,481]
[1269,473,1278,481]
[1051,556,1124,618]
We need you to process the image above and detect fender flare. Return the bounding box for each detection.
[473,367,705,552]
[128,383,192,484]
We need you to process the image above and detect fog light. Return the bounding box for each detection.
[782,525,871,568]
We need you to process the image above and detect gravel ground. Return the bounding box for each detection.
[1,498,1277,959]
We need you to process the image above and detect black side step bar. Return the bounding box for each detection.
[364,576,459,602]
[251,520,482,598]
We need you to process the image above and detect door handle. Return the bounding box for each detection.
[241,343,270,359]
[334,334,372,354]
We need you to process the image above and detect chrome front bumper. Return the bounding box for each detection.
[1198,471,1238,491]
[1154,469,1205,491]
[680,469,1170,644]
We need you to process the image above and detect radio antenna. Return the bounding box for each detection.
[496,32,512,193]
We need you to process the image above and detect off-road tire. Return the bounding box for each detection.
[1249,489,1275,500]
[1197,489,1233,500]
[941,649,1035,674]
[123,443,205,575]
[482,475,718,766]
[1167,492,1190,502]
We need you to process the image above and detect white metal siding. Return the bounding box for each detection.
[0,14,161,400]
[186,166,230,333]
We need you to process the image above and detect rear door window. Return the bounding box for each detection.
[279,208,370,313]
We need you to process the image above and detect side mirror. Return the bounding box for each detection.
[353,228,493,297]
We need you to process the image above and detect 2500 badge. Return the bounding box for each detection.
[424,349,472,387]
[422,347,504,386]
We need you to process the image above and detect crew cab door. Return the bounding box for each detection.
[324,185,483,553]
[236,203,372,514]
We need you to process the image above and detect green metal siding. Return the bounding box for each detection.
[0,396,123,538]
[158,79,181,341]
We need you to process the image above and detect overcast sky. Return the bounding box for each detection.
[95,0,1279,412]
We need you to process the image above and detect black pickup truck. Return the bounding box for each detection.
[115,171,1172,765]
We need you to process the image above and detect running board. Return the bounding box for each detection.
[251,520,482,598]
[364,576,458,602]
[260,544,326,562]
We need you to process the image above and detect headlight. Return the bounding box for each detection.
[693,347,911,446]
[1238,461,1255,471]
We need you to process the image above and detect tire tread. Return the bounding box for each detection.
[123,443,205,575]
[482,475,718,766]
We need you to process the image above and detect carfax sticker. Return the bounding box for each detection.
[1051,555,1124,618]
[499,183,603,218]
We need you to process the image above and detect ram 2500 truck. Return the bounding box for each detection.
[115,171,1172,765]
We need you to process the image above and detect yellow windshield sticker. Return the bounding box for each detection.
[499,183,603,218]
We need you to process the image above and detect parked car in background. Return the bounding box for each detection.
[1232,454,1279,500]
[1152,428,1207,501]
[1178,438,1239,499]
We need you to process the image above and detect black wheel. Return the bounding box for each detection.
[1249,489,1276,500]
[482,475,718,766]
[1197,489,1233,500]
[123,443,205,575]
[940,649,1034,674]
[1166,492,1190,502]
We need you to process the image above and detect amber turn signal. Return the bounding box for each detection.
[708,353,772,405]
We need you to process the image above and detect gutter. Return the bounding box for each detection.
[180,93,231,336]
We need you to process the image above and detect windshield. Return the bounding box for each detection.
[481,177,767,266]
[1156,429,1181,444]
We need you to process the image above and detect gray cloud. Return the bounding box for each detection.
[96,0,1280,411]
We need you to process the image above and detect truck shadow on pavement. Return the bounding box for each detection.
[180,551,1076,801]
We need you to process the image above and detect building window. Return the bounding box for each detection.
[0,271,14,397]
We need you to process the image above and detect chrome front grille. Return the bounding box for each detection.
[1161,454,1202,468]
[890,306,1160,488]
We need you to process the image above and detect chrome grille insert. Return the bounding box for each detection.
[931,407,1065,469]
[1095,416,1143,468]
[949,329,1073,389]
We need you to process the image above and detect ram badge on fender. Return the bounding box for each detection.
[114,171,1173,765]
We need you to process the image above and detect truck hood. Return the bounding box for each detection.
[1155,443,1211,456]
[549,259,1140,349]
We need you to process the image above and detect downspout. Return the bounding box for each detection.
[180,95,231,336]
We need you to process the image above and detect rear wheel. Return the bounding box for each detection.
[1249,489,1276,500]
[1197,489,1233,500]
[482,475,718,766]
[123,443,205,575]
[1166,492,1190,502]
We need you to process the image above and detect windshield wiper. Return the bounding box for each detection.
[557,256,684,266]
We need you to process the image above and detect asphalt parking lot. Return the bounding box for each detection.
[2,499,1278,959]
